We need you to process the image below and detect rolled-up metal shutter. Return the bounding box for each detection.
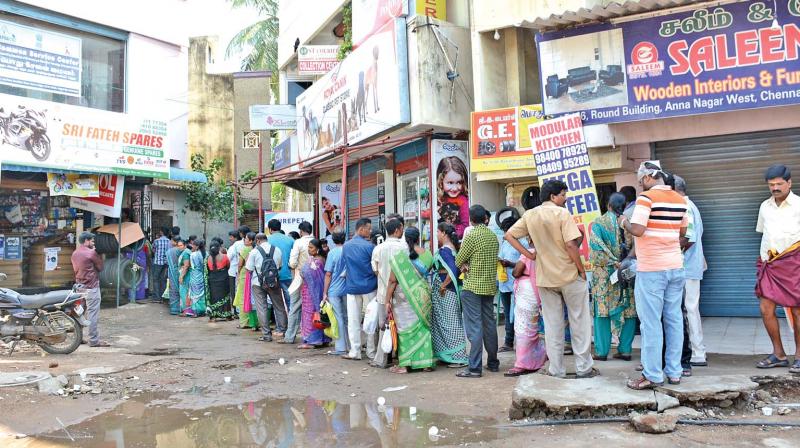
[655,128,800,317]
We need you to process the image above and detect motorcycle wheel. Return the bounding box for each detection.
[38,314,82,355]
[26,135,51,161]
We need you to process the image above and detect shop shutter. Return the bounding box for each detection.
[655,128,800,317]
[346,158,386,235]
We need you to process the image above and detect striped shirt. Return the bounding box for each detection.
[153,236,170,266]
[630,185,688,272]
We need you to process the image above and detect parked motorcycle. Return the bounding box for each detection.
[0,273,88,355]
[0,106,51,161]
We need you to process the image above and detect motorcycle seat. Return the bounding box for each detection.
[16,291,73,309]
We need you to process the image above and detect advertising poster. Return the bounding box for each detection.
[46,173,99,197]
[319,182,343,237]
[298,45,340,75]
[263,211,313,234]
[70,174,125,217]
[273,135,298,171]
[470,106,530,172]
[537,2,800,124]
[431,139,470,238]
[529,114,601,263]
[0,93,169,177]
[44,247,60,272]
[296,19,409,161]
[4,235,21,260]
[352,0,407,47]
[0,19,82,97]
[249,104,297,130]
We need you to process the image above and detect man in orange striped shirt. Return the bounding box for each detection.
[619,161,688,390]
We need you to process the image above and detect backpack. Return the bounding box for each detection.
[255,245,279,289]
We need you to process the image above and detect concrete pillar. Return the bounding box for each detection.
[504,28,525,106]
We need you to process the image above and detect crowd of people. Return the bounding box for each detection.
[79,161,800,383]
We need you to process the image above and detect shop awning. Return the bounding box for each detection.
[169,167,207,183]
[512,0,710,31]
[1,163,97,175]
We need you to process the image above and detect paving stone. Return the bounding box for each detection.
[512,374,656,416]
[655,392,680,412]
[37,377,63,395]
[657,375,757,403]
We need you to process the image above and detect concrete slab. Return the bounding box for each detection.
[657,375,758,404]
[511,374,656,419]
[0,371,51,387]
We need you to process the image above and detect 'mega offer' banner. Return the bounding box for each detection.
[537,1,800,124]
[529,114,600,263]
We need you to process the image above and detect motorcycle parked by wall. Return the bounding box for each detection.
[0,274,88,355]
[0,106,51,161]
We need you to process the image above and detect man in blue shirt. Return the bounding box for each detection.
[267,219,295,336]
[675,176,707,367]
[341,218,378,360]
[498,218,528,352]
[323,230,348,355]
[150,227,171,302]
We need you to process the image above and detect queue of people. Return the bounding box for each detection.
[134,160,800,382]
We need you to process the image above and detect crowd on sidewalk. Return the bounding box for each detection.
[74,162,800,383]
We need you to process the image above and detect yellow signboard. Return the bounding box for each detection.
[469,105,544,172]
[416,0,446,20]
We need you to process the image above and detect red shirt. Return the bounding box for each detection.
[71,245,104,288]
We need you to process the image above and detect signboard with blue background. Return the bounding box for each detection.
[537,1,800,124]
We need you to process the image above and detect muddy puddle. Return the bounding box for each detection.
[24,394,505,447]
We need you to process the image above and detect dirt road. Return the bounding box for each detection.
[1,303,798,447]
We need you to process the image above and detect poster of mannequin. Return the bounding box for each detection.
[432,140,470,239]
[319,182,343,238]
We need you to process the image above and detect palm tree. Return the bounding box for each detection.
[226,0,279,100]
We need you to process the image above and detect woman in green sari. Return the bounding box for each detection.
[385,227,436,374]
[178,240,192,316]
[233,232,259,330]
[590,193,636,361]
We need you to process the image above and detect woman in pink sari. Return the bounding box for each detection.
[504,253,548,376]
[297,239,330,349]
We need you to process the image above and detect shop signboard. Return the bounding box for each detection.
[537,2,800,125]
[44,247,60,272]
[263,211,313,234]
[529,114,600,264]
[273,134,298,171]
[46,173,100,198]
[415,0,446,20]
[249,105,297,130]
[296,19,410,162]
[352,0,408,47]
[431,139,469,238]
[0,19,82,97]
[319,182,343,239]
[0,93,169,178]
[470,105,545,172]
[70,174,125,218]
[298,45,340,75]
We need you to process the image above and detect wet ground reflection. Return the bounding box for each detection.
[31,395,503,447]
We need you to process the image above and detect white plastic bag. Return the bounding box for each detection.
[362,299,379,334]
[380,325,393,353]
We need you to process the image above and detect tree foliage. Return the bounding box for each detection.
[181,154,241,237]
[337,2,353,61]
[226,0,279,101]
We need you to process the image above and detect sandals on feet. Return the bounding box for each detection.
[613,353,632,361]
[577,367,601,379]
[627,376,663,390]
[790,359,800,374]
[389,366,408,374]
[756,354,789,369]
[456,369,482,378]
[504,367,536,377]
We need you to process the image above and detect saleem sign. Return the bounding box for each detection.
[469,104,544,172]
[0,19,82,97]
[529,114,600,264]
[537,1,800,125]
[0,93,169,178]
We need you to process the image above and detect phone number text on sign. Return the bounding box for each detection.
[534,143,590,175]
